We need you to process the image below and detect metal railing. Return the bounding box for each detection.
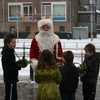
[78,5,95,12]
[0,41,100,57]
[61,42,100,51]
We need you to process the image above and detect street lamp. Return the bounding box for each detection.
[16,0,19,42]
[2,0,4,32]
[91,4,93,41]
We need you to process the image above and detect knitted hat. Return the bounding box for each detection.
[37,19,53,31]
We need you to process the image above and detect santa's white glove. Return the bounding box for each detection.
[30,59,38,71]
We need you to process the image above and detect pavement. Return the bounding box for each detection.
[0,76,100,100]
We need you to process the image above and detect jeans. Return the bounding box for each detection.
[60,92,75,100]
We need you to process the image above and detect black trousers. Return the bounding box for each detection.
[5,83,17,100]
[82,83,96,100]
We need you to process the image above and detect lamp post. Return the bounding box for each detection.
[90,0,94,41]
[16,0,19,42]
[91,4,93,41]
[2,0,4,32]
[70,0,72,32]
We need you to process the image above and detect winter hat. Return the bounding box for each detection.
[37,19,53,31]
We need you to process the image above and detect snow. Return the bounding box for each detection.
[0,35,100,81]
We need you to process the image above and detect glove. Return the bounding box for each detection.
[30,59,38,70]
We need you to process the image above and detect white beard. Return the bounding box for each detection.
[37,29,55,53]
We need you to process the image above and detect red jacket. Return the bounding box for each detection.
[30,34,63,65]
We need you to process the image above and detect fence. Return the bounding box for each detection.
[0,41,100,56]
[61,41,100,52]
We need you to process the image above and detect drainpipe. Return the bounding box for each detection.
[70,0,72,32]
[2,0,4,32]
[91,3,93,41]
[16,0,19,42]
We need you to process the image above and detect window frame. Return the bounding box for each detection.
[8,2,32,22]
[41,2,66,21]
[26,26,31,32]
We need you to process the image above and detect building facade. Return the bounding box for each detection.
[78,0,98,37]
[0,0,79,38]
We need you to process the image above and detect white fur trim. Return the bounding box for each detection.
[55,43,62,60]
[31,59,38,71]
[36,34,60,44]
[53,34,60,44]
[38,19,53,31]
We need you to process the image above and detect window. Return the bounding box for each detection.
[10,26,15,33]
[78,14,94,22]
[42,3,51,19]
[80,0,89,5]
[59,26,65,32]
[26,26,30,32]
[8,3,32,21]
[89,0,95,4]
[8,3,21,21]
[42,2,66,21]
[9,5,21,17]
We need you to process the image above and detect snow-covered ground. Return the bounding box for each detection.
[0,35,100,81]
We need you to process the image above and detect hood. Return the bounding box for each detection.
[1,46,14,55]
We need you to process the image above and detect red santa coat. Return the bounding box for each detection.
[29,34,63,69]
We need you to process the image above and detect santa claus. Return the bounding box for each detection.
[30,19,63,70]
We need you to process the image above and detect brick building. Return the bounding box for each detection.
[0,0,79,39]
[78,0,98,38]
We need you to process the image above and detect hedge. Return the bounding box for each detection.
[0,32,30,38]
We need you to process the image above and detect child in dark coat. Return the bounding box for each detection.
[1,33,21,100]
[59,51,79,100]
[79,43,99,100]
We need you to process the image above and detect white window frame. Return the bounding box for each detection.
[41,2,66,21]
[8,2,32,22]
[8,3,22,22]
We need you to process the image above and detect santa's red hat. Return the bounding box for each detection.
[37,19,53,31]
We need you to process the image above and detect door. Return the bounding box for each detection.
[42,5,51,19]
[22,5,32,20]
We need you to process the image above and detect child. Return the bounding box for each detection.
[35,49,62,100]
[1,33,21,100]
[59,51,79,100]
[79,43,99,100]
